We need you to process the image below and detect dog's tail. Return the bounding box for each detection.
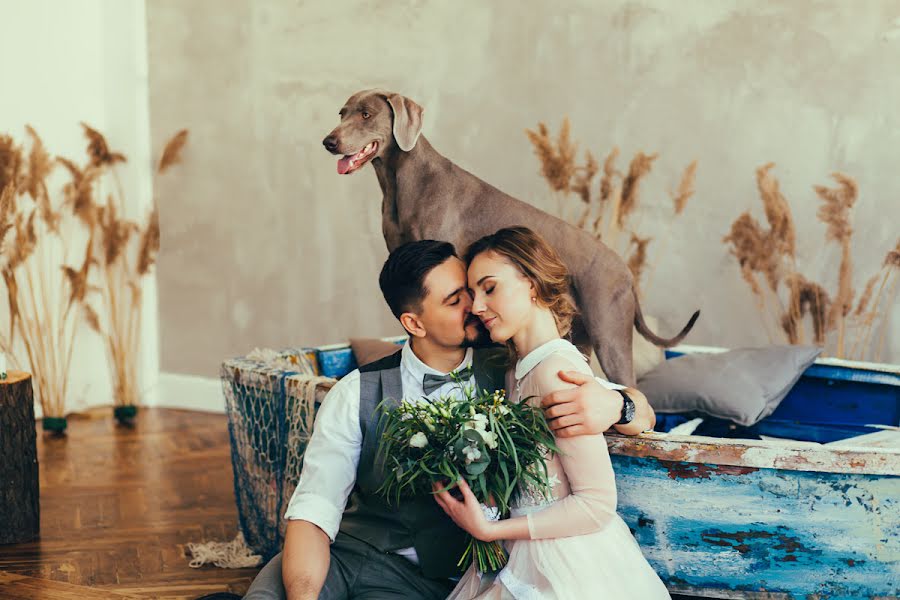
[633,290,700,348]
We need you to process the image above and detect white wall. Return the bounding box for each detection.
[0,0,158,416]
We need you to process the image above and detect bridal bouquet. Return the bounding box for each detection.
[377,384,559,573]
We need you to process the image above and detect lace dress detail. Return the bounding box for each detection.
[510,447,559,516]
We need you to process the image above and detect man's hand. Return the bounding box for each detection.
[541,370,656,437]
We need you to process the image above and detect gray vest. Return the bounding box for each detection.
[338,347,506,579]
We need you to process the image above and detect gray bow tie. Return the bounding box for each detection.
[422,366,473,395]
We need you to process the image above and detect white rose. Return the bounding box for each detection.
[482,431,499,449]
[409,432,429,448]
[462,446,482,464]
[465,413,489,432]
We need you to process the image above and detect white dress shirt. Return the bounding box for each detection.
[283,341,476,562]
[283,339,626,564]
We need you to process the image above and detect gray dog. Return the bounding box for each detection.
[323,89,698,387]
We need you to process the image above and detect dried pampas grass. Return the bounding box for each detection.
[75,126,187,409]
[526,118,697,298]
[0,124,188,420]
[851,238,900,361]
[618,152,658,227]
[627,233,651,296]
[158,129,189,174]
[726,166,894,360]
[0,128,90,420]
[671,160,697,216]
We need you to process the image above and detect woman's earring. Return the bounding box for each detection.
[531,297,536,303]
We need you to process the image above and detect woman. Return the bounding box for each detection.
[434,226,670,599]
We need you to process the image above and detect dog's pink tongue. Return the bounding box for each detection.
[337,156,354,174]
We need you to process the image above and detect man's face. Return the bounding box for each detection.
[414,256,492,348]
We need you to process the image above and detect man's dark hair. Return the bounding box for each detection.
[379,240,457,320]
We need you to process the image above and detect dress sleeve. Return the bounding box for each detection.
[525,354,619,540]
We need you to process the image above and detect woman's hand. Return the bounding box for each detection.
[432,479,496,542]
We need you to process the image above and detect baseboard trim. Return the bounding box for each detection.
[149,372,224,413]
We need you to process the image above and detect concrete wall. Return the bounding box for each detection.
[147,0,900,377]
[0,0,157,415]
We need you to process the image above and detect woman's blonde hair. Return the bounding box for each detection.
[464,226,578,338]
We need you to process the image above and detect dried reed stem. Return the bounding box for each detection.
[873,269,898,361]
[627,233,651,298]
[815,173,858,357]
[643,161,699,295]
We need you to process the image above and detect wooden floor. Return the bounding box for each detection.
[0,408,259,600]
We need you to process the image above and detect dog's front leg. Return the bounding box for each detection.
[382,218,405,252]
[381,194,406,251]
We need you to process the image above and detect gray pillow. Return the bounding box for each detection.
[637,346,823,427]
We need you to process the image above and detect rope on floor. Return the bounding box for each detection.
[187,532,262,569]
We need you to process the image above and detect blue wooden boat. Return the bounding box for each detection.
[223,340,899,599]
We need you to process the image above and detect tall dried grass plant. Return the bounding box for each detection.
[526,118,697,298]
[0,125,187,426]
[0,127,96,425]
[724,165,897,360]
[77,125,187,413]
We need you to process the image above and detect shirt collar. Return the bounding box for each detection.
[401,340,473,381]
[514,338,582,380]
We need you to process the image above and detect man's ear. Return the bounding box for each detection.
[400,312,426,338]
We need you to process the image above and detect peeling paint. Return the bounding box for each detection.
[665,461,759,480]
[606,432,900,475]
[613,455,899,598]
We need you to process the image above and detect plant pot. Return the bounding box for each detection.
[42,416,67,434]
[114,404,138,425]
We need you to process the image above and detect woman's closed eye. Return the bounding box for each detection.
[484,285,495,295]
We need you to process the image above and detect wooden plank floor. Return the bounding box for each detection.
[0,570,144,599]
[0,408,259,599]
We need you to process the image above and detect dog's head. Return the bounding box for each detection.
[322,89,424,174]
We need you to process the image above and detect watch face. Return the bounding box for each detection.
[618,392,635,424]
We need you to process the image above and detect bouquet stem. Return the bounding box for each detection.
[458,538,507,573]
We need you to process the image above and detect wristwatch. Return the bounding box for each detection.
[615,389,636,425]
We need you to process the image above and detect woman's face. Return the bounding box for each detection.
[467,251,534,343]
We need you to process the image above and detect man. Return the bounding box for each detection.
[244,240,655,600]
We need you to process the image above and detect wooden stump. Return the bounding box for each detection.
[0,371,39,544]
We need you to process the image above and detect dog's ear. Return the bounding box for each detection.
[386,94,424,152]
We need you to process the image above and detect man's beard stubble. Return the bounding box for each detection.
[461,316,495,349]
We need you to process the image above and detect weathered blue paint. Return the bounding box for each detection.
[316,339,406,378]
[316,346,356,377]
[614,455,899,599]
